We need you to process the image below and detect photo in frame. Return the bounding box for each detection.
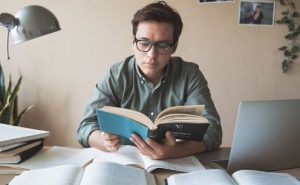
[239,0,275,26]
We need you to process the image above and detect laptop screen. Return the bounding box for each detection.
[227,99,300,174]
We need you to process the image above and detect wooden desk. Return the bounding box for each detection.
[1,174,14,185]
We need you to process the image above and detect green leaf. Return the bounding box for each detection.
[279,0,286,6]
[290,3,296,10]
[292,11,300,17]
[281,10,289,15]
[0,63,5,106]
[278,46,288,51]
[284,50,291,57]
[0,76,22,125]
[282,60,289,73]
[285,32,297,40]
[8,76,22,105]
[276,20,284,24]
[13,105,34,126]
[281,16,291,24]
[12,95,18,123]
[288,23,295,31]
[291,45,299,53]
[0,61,30,125]
[291,55,298,60]
[0,103,12,124]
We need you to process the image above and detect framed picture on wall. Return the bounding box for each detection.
[199,0,234,3]
[239,0,275,26]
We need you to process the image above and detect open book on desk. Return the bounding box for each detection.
[9,161,156,185]
[93,145,205,173]
[165,169,300,185]
[97,105,209,141]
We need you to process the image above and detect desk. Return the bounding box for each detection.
[1,147,300,185]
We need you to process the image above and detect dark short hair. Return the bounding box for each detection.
[131,1,183,43]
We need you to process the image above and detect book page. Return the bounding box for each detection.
[166,169,237,185]
[155,105,205,124]
[5,146,98,170]
[93,145,145,168]
[141,154,205,172]
[0,142,26,152]
[157,114,208,124]
[233,170,300,185]
[100,106,154,128]
[8,165,82,185]
[80,161,156,185]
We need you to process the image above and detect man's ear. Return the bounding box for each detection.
[171,42,178,54]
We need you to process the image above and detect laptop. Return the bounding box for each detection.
[222,99,300,174]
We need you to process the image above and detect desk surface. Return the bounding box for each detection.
[1,147,300,185]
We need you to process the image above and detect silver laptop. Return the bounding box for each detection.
[227,99,300,174]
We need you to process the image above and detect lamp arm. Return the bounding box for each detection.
[0,13,19,30]
[6,29,10,60]
[0,13,18,60]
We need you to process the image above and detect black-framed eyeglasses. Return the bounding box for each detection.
[134,38,174,55]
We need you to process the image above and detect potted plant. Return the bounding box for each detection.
[276,0,300,73]
[0,62,32,126]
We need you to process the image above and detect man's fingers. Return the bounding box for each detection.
[106,142,121,152]
[131,134,158,158]
[101,132,119,140]
[165,131,176,146]
[101,131,121,152]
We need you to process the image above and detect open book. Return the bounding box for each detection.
[93,145,205,173]
[9,161,156,185]
[97,105,209,141]
[165,169,300,185]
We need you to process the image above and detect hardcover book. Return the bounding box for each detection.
[165,169,300,185]
[0,140,43,164]
[96,105,209,141]
[0,124,50,147]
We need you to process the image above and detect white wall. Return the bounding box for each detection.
[0,0,299,147]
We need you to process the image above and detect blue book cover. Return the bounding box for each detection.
[97,110,151,140]
[96,105,209,142]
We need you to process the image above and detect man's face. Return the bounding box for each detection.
[132,21,175,82]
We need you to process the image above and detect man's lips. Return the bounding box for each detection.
[143,63,158,69]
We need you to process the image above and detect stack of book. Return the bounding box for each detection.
[0,123,50,164]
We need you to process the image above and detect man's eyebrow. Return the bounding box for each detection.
[135,37,150,41]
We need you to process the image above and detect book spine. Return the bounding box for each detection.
[156,123,209,141]
[17,141,44,163]
[148,129,159,140]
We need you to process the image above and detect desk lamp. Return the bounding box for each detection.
[0,5,61,59]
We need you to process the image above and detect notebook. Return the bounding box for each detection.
[226,99,300,174]
[0,124,50,147]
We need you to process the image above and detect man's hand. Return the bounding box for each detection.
[101,132,121,152]
[130,131,177,159]
[88,130,121,152]
[130,131,207,159]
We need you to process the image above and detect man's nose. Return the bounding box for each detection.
[146,45,158,58]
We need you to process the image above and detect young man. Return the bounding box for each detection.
[77,1,222,159]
